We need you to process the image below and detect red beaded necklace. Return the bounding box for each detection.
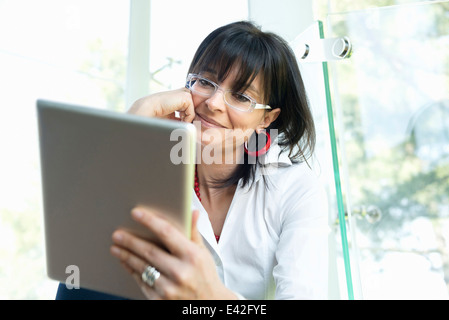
[195,166,220,243]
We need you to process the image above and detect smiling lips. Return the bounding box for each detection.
[195,113,225,129]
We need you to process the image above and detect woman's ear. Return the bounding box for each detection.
[257,109,281,133]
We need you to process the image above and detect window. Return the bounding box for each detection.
[147,0,248,92]
[0,0,129,299]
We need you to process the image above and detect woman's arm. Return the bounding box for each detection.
[273,171,329,299]
[127,88,196,123]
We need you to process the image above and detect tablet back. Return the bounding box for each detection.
[37,99,196,299]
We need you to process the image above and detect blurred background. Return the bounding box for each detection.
[0,0,448,299]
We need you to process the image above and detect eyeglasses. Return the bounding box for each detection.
[185,73,272,113]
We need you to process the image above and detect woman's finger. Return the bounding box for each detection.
[110,243,147,275]
[111,230,179,276]
[110,244,178,300]
[130,207,192,258]
[133,268,179,300]
[111,228,192,290]
[190,210,204,246]
[180,90,196,123]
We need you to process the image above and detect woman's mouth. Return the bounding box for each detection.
[194,113,225,129]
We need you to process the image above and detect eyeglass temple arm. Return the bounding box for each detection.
[254,104,272,110]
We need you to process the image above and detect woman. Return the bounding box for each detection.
[111,20,329,300]
[57,20,328,300]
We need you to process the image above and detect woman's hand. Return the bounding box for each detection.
[110,207,237,300]
[128,88,196,123]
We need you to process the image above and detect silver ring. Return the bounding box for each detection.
[141,265,160,287]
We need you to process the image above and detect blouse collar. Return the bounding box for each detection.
[240,137,293,191]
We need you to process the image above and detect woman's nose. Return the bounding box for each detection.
[206,88,227,113]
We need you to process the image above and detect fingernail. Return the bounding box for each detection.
[112,231,123,242]
[132,209,144,219]
[110,246,121,256]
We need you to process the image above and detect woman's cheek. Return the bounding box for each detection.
[192,95,204,109]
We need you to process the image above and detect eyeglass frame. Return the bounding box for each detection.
[185,73,272,113]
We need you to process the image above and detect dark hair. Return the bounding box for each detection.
[188,21,315,187]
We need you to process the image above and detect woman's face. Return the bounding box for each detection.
[191,68,280,163]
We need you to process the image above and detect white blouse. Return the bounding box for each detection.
[192,143,329,300]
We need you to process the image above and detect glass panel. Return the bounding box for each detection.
[327,2,449,299]
[292,22,354,299]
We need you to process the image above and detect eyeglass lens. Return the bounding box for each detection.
[189,76,252,111]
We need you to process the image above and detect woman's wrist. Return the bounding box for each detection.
[127,94,158,117]
[127,88,194,122]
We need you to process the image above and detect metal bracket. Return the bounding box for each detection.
[291,37,352,63]
[334,205,382,226]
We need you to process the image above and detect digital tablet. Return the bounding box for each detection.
[37,99,196,299]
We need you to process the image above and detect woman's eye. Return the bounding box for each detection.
[199,79,214,88]
[233,93,251,103]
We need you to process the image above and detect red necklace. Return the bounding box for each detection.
[195,166,220,243]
